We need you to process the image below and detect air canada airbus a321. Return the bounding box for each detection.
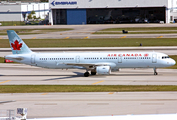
[5,30,176,77]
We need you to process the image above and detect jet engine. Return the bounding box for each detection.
[96,66,111,75]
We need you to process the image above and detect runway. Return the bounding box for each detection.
[1,24,177,39]
[1,92,177,118]
[0,63,177,85]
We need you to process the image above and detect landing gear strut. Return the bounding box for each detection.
[153,68,158,75]
[84,71,90,77]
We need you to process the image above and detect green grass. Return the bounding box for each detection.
[0,21,26,26]
[0,28,73,35]
[0,57,4,63]
[0,85,177,93]
[1,38,177,48]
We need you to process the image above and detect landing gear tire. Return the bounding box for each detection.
[153,68,158,75]
[154,72,158,75]
[91,72,96,75]
[84,72,90,77]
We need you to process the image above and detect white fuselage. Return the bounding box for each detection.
[6,51,176,70]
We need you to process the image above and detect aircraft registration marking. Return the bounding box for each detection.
[92,80,105,85]
[0,80,11,84]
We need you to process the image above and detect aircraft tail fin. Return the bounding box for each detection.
[7,30,32,54]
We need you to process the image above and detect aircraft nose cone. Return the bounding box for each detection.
[171,59,176,66]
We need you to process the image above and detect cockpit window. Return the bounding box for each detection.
[162,56,170,59]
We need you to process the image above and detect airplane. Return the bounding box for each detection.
[5,30,176,77]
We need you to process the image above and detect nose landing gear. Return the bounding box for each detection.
[153,68,158,75]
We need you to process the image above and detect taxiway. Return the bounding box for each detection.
[0,63,177,85]
[1,92,177,118]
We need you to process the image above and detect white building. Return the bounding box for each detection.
[49,0,177,25]
[0,2,49,21]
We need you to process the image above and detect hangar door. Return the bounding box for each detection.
[67,9,86,25]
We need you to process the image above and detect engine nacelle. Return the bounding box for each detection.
[96,66,111,75]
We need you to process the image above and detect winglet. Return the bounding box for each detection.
[7,30,32,54]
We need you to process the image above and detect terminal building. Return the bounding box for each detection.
[49,0,177,25]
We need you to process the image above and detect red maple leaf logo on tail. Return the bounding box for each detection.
[11,40,22,50]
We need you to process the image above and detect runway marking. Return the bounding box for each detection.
[64,37,69,39]
[41,93,48,95]
[0,37,2,39]
[32,37,36,39]
[84,36,89,39]
[0,80,11,84]
[35,103,57,105]
[92,80,104,85]
[108,92,114,94]
[121,36,127,38]
[157,36,163,38]
[87,103,109,105]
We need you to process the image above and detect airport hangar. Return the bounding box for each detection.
[49,0,177,25]
[0,2,49,21]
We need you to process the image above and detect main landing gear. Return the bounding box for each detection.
[153,68,158,75]
[84,71,97,77]
[91,71,96,75]
[84,71,90,77]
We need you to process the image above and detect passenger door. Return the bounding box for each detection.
[31,54,36,65]
[76,56,80,63]
[152,54,157,63]
[118,56,122,63]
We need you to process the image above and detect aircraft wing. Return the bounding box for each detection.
[66,63,108,66]
[65,62,116,69]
